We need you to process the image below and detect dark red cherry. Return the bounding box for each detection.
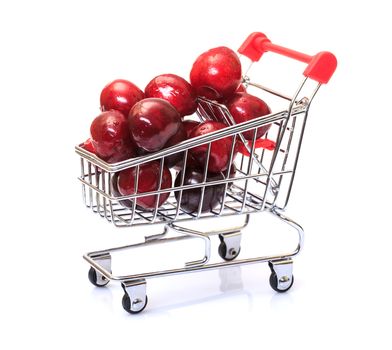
[90,110,136,162]
[174,169,225,213]
[189,121,237,173]
[110,172,133,209]
[134,122,187,168]
[128,98,181,152]
[226,92,271,140]
[145,74,197,117]
[100,79,144,117]
[117,161,172,210]
[105,142,136,163]
[190,46,242,100]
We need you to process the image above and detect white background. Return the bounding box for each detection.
[1,0,391,349]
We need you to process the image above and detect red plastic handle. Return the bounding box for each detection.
[238,32,337,84]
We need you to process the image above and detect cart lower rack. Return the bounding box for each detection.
[75,32,336,313]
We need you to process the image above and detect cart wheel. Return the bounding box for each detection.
[122,294,148,314]
[88,267,109,287]
[269,272,294,293]
[218,241,241,261]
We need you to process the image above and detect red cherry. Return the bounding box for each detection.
[110,172,133,208]
[145,74,197,117]
[213,84,246,108]
[189,121,237,173]
[117,161,172,210]
[175,169,225,213]
[105,142,136,163]
[190,46,242,100]
[135,123,188,168]
[100,79,144,117]
[128,98,181,152]
[172,148,201,172]
[217,83,247,104]
[226,92,271,140]
[90,110,136,162]
[173,153,200,173]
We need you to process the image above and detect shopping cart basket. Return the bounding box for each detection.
[75,32,337,313]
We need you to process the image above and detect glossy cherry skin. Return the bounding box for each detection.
[110,172,133,208]
[172,150,201,172]
[175,169,225,213]
[208,84,249,124]
[217,83,247,105]
[135,123,188,168]
[190,46,242,101]
[226,92,271,140]
[90,110,136,162]
[145,74,197,117]
[117,161,172,210]
[128,98,181,152]
[217,84,246,105]
[105,143,136,163]
[189,121,237,173]
[100,79,144,117]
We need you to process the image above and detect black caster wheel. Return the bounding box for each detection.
[88,267,109,287]
[218,241,241,261]
[122,294,148,314]
[269,271,294,293]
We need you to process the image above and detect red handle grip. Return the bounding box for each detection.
[238,32,337,84]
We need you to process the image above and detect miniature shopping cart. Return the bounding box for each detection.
[75,32,337,313]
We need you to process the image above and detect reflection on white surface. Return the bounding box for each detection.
[219,266,243,292]
[89,283,114,311]
[269,289,294,311]
[142,266,253,315]
[85,265,265,317]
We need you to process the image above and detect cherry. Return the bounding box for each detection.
[117,161,172,210]
[90,110,136,163]
[226,92,271,140]
[189,121,237,173]
[175,169,225,213]
[145,74,197,117]
[100,79,144,117]
[134,122,187,169]
[128,98,181,152]
[190,46,242,101]
[110,172,133,208]
[105,143,136,163]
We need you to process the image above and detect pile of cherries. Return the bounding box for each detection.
[82,46,272,213]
